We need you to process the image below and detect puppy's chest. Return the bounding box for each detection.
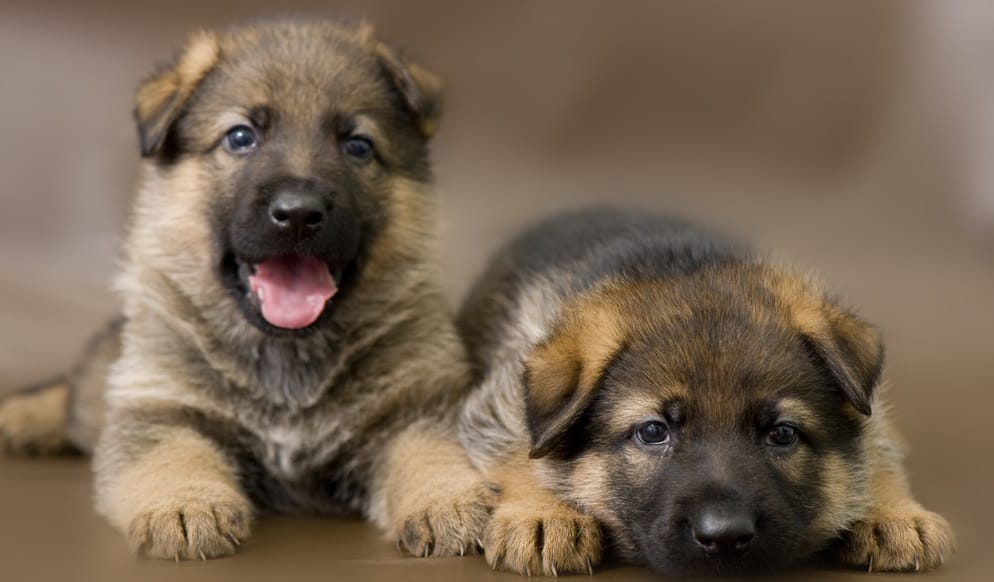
[256,422,333,479]
[230,413,373,514]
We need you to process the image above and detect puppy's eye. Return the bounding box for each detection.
[766,423,799,447]
[635,421,670,446]
[223,125,259,155]
[342,135,374,161]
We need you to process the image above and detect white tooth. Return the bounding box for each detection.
[256,288,265,302]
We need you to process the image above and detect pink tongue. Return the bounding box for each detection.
[248,256,338,329]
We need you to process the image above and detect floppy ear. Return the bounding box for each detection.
[524,302,625,459]
[135,30,221,157]
[372,39,445,139]
[802,306,884,416]
[778,276,884,416]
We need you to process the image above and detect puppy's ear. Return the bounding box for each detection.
[524,301,625,459]
[803,306,883,416]
[370,34,444,139]
[135,31,221,157]
[777,274,884,416]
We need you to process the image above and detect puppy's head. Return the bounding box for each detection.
[130,20,443,335]
[525,265,883,575]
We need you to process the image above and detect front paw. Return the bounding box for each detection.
[128,486,252,561]
[397,480,496,558]
[484,500,602,576]
[839,504,954,572]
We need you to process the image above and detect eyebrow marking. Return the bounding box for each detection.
[352,114,385,143]
[601,390,662,436]
[775,397,819,427]
[600,388,685,436]
[211,111,252,135]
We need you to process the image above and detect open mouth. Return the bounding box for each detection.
[232,255,343,330]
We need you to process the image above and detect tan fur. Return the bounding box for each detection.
[598,390,679,437]
[372,42,444,138]
[768,270,831,336]
[767,271,954,570]
[769,268,884,409]
[523,290,628,457]
[135,31,220,153]
[373,424,497,557]
[806,450,869,540]
[457,209,954,574]
[836,409,955,572]
[555,452,633,557]
[97,426,251,560]
[530,294,626,402]
[7,19,491,562]
[0,384,71,454]
[483,452,602,576]
[1,320,121,455]
[776,396,822,429]
[365,177,438,274]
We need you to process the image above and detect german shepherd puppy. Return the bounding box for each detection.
[458,208,954,576]
[0,20,494,560]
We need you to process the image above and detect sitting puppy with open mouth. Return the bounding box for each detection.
[458,208,954,576]
[0,20,493,560]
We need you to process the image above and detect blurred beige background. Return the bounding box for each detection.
[1,1,992,580]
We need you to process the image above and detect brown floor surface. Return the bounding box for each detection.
[2,2,992,580]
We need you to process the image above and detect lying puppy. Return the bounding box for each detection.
[458,208,954,576]
[0,19,492,560]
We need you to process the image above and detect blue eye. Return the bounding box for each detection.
[342,135,374,161]
[766,423,799,447]
[223,125,258,154]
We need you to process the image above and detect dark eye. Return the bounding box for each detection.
[766,423,799,447]
[222,125,258,155]
[635,421,670,446]
[342,135,374,161]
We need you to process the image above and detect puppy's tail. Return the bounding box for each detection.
[0,317,124,456]
[0,376,74,456]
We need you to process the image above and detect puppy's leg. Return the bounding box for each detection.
[0,380,72,455]
[373,422,496,558]
[95,415,251,560]
[838,415,955,572]
[483,453,602,576]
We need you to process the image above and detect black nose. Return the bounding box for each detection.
[691,505,756,554]
[268,190,327,234]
